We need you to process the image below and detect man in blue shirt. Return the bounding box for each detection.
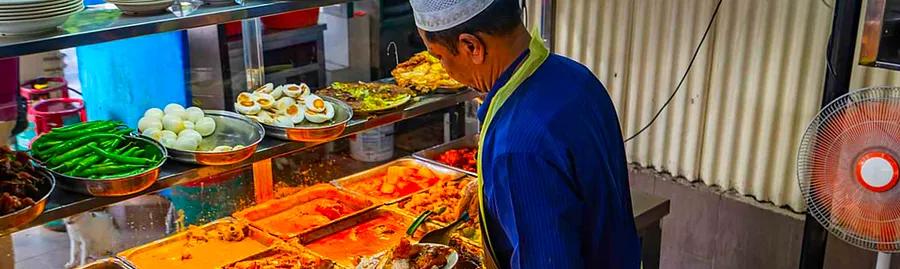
[409,0,641,268]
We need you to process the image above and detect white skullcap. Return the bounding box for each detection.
[410,0,496,32]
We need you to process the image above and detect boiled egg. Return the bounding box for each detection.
[304,94,326,113]
[144,108,164,119]
[283,104,304,124]
[212,146,233,152]
[237,92,256,104]
[235,100,261,115]
[184,107,204,123]
[142,128,163,140]
[305,101,335,123]
[283,83,310,99]
[233,145,245,150]
[195,117,216,136]
[251,111,275,124]
[164,104,186,119]
[270,85,284,99]
[254,83,274,94]
[161,114,185,133]
[275,97,296,111]
[178,129,203,144]
[159,130,178,142]
[254,92,275,110]
[138,116,163,132]
[274,115,294,128]
[174,136,199,151]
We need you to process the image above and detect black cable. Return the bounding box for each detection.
[623,0,724,143]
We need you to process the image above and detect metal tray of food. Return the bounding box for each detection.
[76,257,135,269]
[232,184,376,240]
[45,135,166,197]
[411,133,478,177]
[165,110,265,166]
[220,240,340,269]
[393,176,475,226]
[299,207,439,268]
[118,217,281,269]
[330,158,466,204]
[448,234,484,269]
[261,96,354,142]
[0,163,54,235]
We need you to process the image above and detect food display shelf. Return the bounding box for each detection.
[7,89,476,234]
[0,0,355,58]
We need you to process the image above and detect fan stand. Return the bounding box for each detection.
[856,151,899,269]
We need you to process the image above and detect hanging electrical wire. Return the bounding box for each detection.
[623,0,725,143]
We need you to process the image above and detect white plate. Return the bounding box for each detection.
[109,0,171,14]
[0,0,68,9]
[0,3,81,21]
[0,0,55,5]
[0,0,81,17]
[0,0,78,13]
[0,5,81,35]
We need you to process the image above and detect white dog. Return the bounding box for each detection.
[64,210,120,269]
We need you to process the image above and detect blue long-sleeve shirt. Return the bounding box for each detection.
[478,51,640,269]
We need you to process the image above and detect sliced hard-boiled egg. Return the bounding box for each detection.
[284,104,304,124]
[212,146,233,152]
[184,107,204,123]
[235,100,261,115]
[144,108,164,119]
[251,111,275,124]
[283,83,310,99]
[138,116,163,132]
[237,92,256,104]
[305,101,335,123]
[270,85,284,99]
[304,94,326,113]
[274,115,294,128]
[275,97,296,111]
[254,83,274,94]
[254,92,275,109]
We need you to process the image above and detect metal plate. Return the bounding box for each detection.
[261,96,353,142]
[411,134,478,177]
[76,257,134,269]
[0,166,54,235]
[118,217,281,269]
[164,110,265,166]
[331,158,466,204]
[232,184,376,240]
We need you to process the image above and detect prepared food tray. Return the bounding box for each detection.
[233,184,375,240]
[118,218,280,269]
[331,158,465,204]
[411,134,478,177]
[299,208,438,268]
[395,177,473,224]
[221,240,337,269]
[75,257,133,269]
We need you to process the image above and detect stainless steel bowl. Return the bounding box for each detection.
[164,110,264,165]
[263,96,353,142]
[0,166,54,235]
[51,135,166,197]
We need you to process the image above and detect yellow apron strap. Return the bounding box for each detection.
[476,31,550,268]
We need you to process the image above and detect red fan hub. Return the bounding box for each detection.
[856,152,900,192]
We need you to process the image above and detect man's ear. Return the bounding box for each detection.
[458,33,485,65]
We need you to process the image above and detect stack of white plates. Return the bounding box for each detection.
[0,0,84,35]
[108,0,173,15]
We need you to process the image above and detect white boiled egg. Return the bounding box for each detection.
[142,127,163,141]
[212,146,233,152]
[284,104,304,124]
[138,116,163,132]
[183,121,195,130]
[275,97,296,111]
[274,115,294,128]
[304,94,326,113]
[195,117,216,136]
[159,130,178,141]
[164,104,186,119]
[174,136,199,151]
[237,92,256,104]
[254,92,275,110]
[233,145,245,150]
[270,85,284,99]
[184,107,204,123]
[160,137,177,149]
[161,114,185,133]
[254,83,274,94]
[144,108,164,119]
[235,100,261,115]
[251,111,275,125]
[305,101,334,123]
[178,129,203,144]
[283,83,310,99]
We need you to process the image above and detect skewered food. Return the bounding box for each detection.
[435,147,477,173]
[391,51,465,94]
[344,165,452,202]
[0,147,42,214]
[317,82,413,114]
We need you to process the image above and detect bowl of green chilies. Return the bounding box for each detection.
[30,121,167,197]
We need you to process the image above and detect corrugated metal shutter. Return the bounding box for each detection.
[544,0,900,211]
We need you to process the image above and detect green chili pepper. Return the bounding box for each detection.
[407,210,433,236]
[112,128,135,136]
[47,142,98,166]
[44,122,122,140]
[50,121,107,133]
[72,155,105,175]
[120,147,140,157]
[42,134,122,157]
[88,145,154,165]
[81,164,146,178]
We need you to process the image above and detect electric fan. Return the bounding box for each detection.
[799,86,900,269]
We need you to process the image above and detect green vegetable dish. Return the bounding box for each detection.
[317,82,414,114]
[30,121,164,180]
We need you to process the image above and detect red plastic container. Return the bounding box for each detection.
[28,98,86,135]
[261,8,319,30]
[20,77,69,106]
